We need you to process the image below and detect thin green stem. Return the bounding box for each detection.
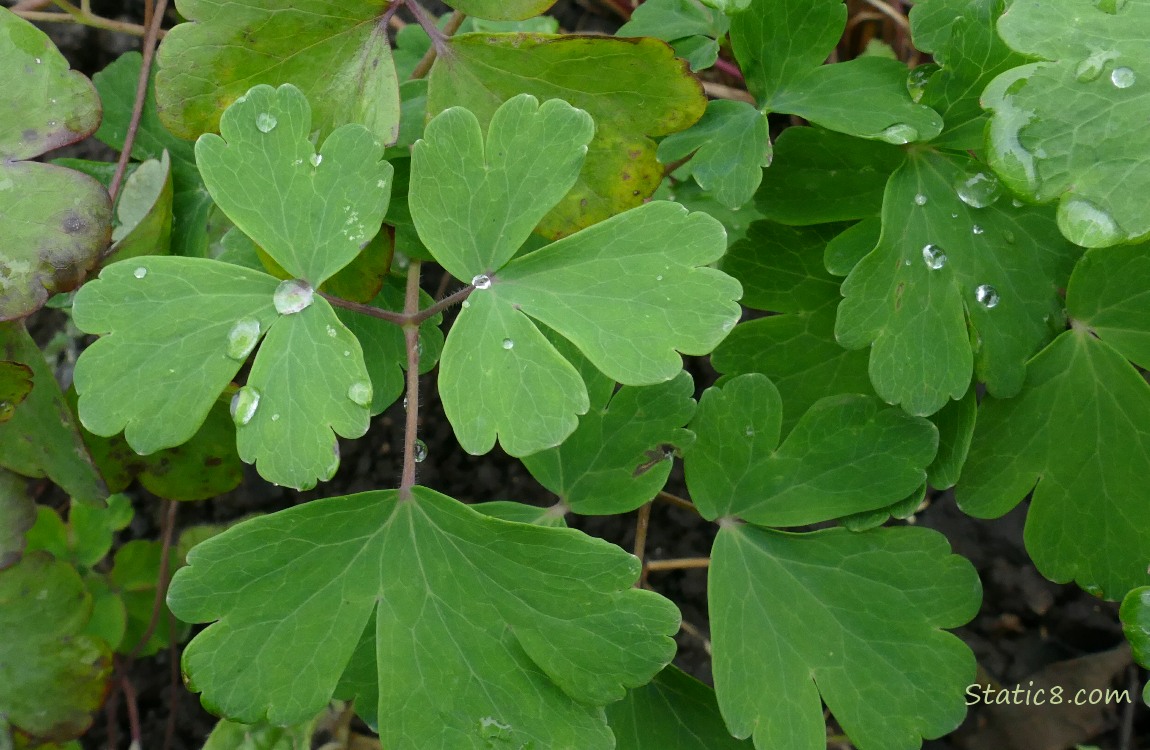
[14,7,153,36]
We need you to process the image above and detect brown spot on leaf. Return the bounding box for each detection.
[894,282,906,310]
[204,456,223,467]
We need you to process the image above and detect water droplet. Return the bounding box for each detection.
[1058,196,1125,247]
[904,259,911,266]
[1012,198,1024,208]
[972,224,985,235]
[472,274,492,290]
[914,193,928,206]
[879,123,918,145]
[347,381,372,407]
[273,279,314,315]
[225,318,261,361]
[479,717,512,741]
[133,267,147,279]
[1111,66,1136,88]
[255,112,278,133]
[501,338,514,350]
[906,64,938,103]
[271,413,280,421]
[1083,583,1104,597]
[1075,49,1120,82]
[656,275,663,281]
[974,284,1000,309]
[377,179,387,188]
[413,439,428,463]
[461,300,471,308]
[34,57,41,64]
[326,325,338,338]
[310,153,323,167]
[230,386,260,426]
[921,244,948,270]
[956,171,1003,208]
[1003,229,1016,244]
[744,426,754,437]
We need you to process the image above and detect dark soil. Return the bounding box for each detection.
[13,0,1149,747]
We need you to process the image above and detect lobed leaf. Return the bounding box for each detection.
[0,553,113,740]
[685,374,936,525]
[155,0,400,144]
[709,525,980,750]
[836,150,1080,416]
[427,33,705,237]
[0,9,111,320]
[522,372,696,515]
[982,0,1150,246]
[169,487,680,747]
[958,244,1150,599]
[195,84,394,286]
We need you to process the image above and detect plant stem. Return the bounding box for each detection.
[408,7,465,79]
[379,0,406,30]
[702,80,755,104]
[412,284,473,324]
[398,261,422,499]
[712,56,744,82]
[645,557,711,572]
[634,502,652,587]
[14,7,153,36]
[655,490,699,514]
[320,283,473,327]
[129,499,178,660]
[107,0,169,204]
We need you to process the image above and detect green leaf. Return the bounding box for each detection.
[824,217,882,276]
[836,151,1081,416]
[618,0,729,72]
[73,258,279,453]
[754,127,904,226]
[73,256,372,490]
[110,540,185,656]
[202,717,319,750]
[94,51,214,257]
[155,0,401,144]
[606,665,752,750]
[195,84,394,287]
[420,97,740,456]
[169,487,680,747]
[0,360,33,423]
[444,0,556,21]
[410,95,594,281]
[0,553,113,740]
[0,323,106,504]
[0,468,34,571]
[523,372,696,515]
[927,385,976,490]
[82,391,243,501]
[982,0,1150,247]
[106,152,174,263]
[712,222,874,432]
[0,8,111,320]
[1119,587,1150,704]
[957,244,1150,599]
[671,179,764,246]
[909,0,1026,149]
[427,34,706,238]
[730,1,942,142]
[709,524,979,749]
[68,494,133,567]
[685,374,936,525]
[336,275,445,416]
[657,100,770,210]
[1065,242,1150,369]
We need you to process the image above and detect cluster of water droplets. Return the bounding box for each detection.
[230,386,260,426]
[273,279,314,315]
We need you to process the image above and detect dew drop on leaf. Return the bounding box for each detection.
[413,439,428,463]
[974,284,1000,309]
[225,318,261,361]
[326,325,338,338]
[502,338,514,350]
[972,225,985,235]
[255,112,278,133]
[310,153,323,167]
[230,386,260,426]
[955,171,1003,208]
[913,193,928,206]
[273,279,314,315]
[921,244,948,270]
[878,123,918,144]
[478,717,513,741]
[133,267,147,279]
[472,274,492,290]
[1111,66,1136,88]
[906,65,936,103]
[347,381,372,407]
[1058,196,1125,247]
